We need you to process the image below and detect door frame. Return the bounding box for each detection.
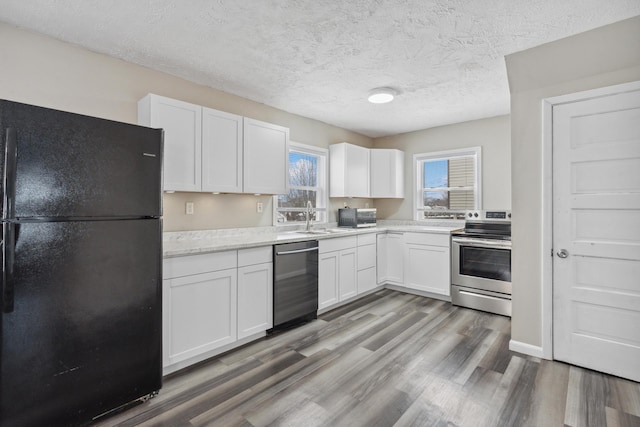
[540,80,640,360]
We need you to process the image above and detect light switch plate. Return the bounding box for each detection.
[256,202,263,213]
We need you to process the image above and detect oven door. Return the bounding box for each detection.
[451,237,512,295]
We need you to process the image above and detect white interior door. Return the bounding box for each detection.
[552,86,640,381]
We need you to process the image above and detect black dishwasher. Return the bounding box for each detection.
[272,240,319,330]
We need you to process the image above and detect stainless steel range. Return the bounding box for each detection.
[451,210,512,317]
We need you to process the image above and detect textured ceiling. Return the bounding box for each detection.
[1,1,639,137]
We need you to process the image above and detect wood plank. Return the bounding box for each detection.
[95,290,640,427]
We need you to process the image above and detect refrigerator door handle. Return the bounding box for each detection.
[3,128,17,313]
[2,222,16,313]
[3,127,17,219]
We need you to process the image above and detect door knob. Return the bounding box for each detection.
[556,249,569,258]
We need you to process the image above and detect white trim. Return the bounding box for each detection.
[509,339,544,359]
[413,146,482,220]
[273,142,329,226]
[288,141,329,157]
[540,99,554,360]
[540,80,640,361]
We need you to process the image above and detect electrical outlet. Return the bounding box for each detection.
[256,202,263,213]
[186,202,194,215]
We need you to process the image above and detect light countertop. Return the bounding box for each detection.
[163,221,463,258]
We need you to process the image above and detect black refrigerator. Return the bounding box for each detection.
[0,99,163,426]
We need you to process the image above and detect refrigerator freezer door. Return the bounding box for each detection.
[1,100,162,219]
[0,219,162,426]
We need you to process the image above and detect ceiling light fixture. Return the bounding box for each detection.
[368,87,396,104]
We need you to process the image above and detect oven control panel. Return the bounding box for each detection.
[466,210,511,221]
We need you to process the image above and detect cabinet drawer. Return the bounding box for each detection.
[403,232,450,247]
[164,250,237,279]
[238,246,272,267]
[357,233,377,247]
[357,243,376,270]
[319,236,357,253]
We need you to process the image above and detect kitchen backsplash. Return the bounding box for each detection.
[162,192,375,232]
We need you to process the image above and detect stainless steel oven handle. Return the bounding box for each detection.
[452,237,512,249]
[460,290,503,300]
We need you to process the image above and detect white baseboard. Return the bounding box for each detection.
[509,339,545,359]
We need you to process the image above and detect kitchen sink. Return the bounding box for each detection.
[284,229,331,236]
[304,228,356,234]
[278,228,353,239]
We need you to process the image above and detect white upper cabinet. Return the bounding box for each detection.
[138,94,202,192]
[330,142,370,198]
[139,94,289,195]
[370,149,404,198]
[329,143,404,199]
[243,118,289,195]
[202,107,243,193]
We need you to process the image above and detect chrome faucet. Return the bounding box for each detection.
[305,200,313,231]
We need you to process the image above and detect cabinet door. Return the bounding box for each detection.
[404,244,450,296]
[377,234,388,284]
[237,262,273,339]
[163,269,237,367]
[358,267,377,294]
[358,243,377,294]
[319,252,339,310]
[202,107,243,193]
[243,118,289,194]
[339,248,358,301]
[140,94,202,192]
[387,233,405,284]
[370,149,404,198]
[329,143,370,197]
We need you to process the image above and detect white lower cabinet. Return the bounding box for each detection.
[318,251,339,309]
[163,246,273,374]
[163,265,237,368]
[377,232,404,285]
[319,236,358,310]
[237,247,273,339]
[403,232,451,296]
[338,248,358,300]
[357,234,377,294]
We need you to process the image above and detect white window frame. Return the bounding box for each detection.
[273,142,329,226]
[414,146,482,220]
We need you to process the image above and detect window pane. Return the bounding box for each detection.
[423,191,449,209]
[423,159,448,188]
[275,210,321,223]
[289,152,317,187]
[423,189,475,210]
[277,190,317,208]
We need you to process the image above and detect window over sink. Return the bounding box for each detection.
[414,147,481,220]
[274,142,328,224]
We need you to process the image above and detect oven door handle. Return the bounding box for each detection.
[452,237,512,250]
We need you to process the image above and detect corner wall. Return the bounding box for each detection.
[373,115,512,219]
[506,16,640,351]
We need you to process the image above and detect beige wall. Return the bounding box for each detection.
[506,16,640,349]
[0,23,373,231]
[373,115,511,219]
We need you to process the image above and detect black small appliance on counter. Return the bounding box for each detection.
[337,208,377,228]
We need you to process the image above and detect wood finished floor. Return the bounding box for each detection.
[95,289,640,427]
